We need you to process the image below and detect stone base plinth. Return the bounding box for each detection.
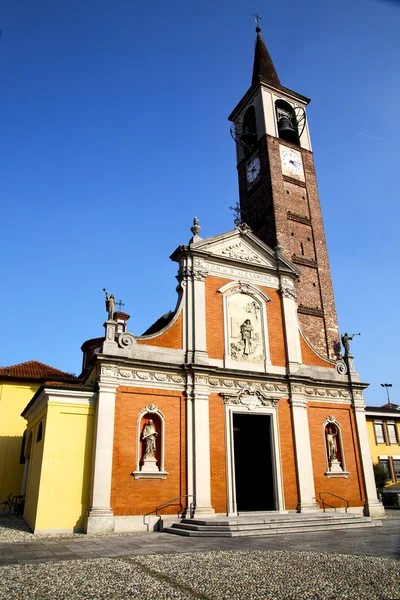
[364,500,386,519]
[329,458,343,473]
[84,509,115,534]
[297,502,321,513]
[141,457,158,472]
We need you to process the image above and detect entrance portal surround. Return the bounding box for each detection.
[222,390,285,515]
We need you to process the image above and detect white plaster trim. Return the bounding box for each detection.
[298,323,336,367]
[366,411,400,418]
[217,281,271,303]
[137,294,184,341]
[193,257,280,288]
[23,389,96,422]
[378,455,389,460]
[131,471,168,480]
[324,471,349,478]
[99,365,185,391]
[225,403,285,515]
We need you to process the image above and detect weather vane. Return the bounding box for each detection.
[253,13,262,26]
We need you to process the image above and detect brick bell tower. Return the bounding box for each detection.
[228,26,340,360]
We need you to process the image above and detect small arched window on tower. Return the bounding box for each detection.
[275,100,299,146]
[241,105,257,148]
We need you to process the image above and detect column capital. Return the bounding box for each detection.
[98,381,119,394]
[290,397,308,409]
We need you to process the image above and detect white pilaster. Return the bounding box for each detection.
[280,286,302,371]
[85,381,118,533]
[192,274,208,364]
[353,402,385,518]
[290,397,320,512]
[191,376,214,516]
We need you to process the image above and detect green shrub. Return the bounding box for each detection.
[373,462,390,493]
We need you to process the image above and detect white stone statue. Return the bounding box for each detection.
[142,419,158,459]
[240,319,254,355]
[326,427,338,461]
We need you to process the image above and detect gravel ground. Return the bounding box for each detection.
[0,550,399,600]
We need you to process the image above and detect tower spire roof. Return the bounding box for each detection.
[252,26,281,87]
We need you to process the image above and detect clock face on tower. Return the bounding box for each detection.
[280,145,305,181]
[246,153,261,188]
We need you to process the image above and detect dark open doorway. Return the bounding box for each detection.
[233,413,275,512]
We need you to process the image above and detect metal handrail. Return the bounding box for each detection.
[144,494,195,520]
[319,492,349,513]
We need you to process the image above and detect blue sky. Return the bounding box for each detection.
[1,0,399,404]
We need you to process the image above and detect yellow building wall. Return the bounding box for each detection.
[0,381,40,501]
[366,418,400,482]
[24,413,46,530]
[31,401,95,532]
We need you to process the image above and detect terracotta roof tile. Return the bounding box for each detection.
[0,360,78,382]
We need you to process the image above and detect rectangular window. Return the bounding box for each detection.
[387,423,398,444]
[393,459,400,480]
[380,459,391,477]
[374,422,385,444]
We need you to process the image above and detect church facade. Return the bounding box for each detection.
[20,28,384,534]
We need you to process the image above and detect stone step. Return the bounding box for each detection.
[171,518,371,533]
[163,514,381,537]
[180,513,364,527]
[164,519,381,538]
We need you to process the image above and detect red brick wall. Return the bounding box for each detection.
[278,398,299,510]
[137,311,183,349]
[261,287,286,367]
[205,276,226,360]
[111,387,186,516]
[209,393,227,513]
[308,403,365,508]
[300,335,334,368]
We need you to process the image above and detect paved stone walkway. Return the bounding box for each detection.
[0,520,399,565]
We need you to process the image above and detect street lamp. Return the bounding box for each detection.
[380,383,393,407]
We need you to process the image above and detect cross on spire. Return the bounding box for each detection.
[253,13,262,26]
[115,299,125,311]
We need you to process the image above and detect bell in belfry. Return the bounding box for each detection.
[277,115,298,144]
[241,124,257,147]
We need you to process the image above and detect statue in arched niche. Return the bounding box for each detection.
[326,426,337,461]
[325,421,343,473]
[142,419,158,459]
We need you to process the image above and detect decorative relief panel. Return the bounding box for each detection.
[217,241,263,264]
[227,293,265,363]
[100,366,184,385]
[221,387,278,410]
[208,378,288,395]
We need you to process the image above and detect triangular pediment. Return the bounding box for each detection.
[170,226,300,278]
[207,237,274,267]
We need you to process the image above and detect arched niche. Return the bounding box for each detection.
[132,404,168,480]
[323,416,349,478]
[219,282,271,367]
